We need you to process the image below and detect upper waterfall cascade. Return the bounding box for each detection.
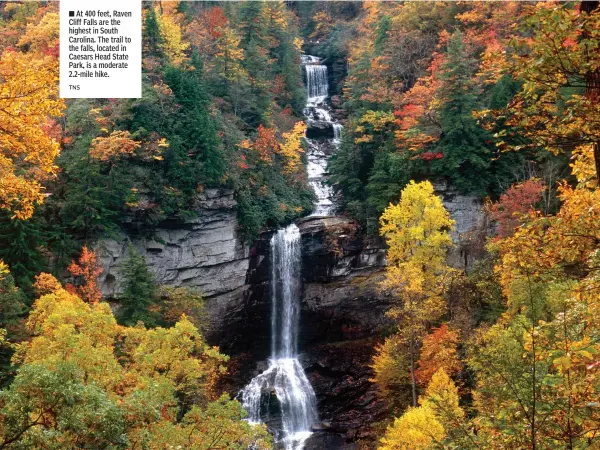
[240,54,343,450]
[303,55,342,217]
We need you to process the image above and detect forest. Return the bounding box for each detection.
[1,1,600,449]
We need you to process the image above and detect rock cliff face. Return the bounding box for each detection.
[433,180,488,270]
[95,188,251,343]
[296,217,391,446]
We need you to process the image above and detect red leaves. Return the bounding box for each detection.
[418,152,444,161]
[488,178,545,238]
[415,324,461,387]
[205,7,228,39]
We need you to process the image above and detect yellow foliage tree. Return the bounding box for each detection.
[379,180,455,405]
[379,404,444,450]
[379,369,467,450]
[278,121,306,174]
[371,334,409,409]
[3,282,271,449]
[0,49,64,219]
[89,130,141,162]
[155,5,189,66]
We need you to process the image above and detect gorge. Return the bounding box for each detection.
[94,55,487,449]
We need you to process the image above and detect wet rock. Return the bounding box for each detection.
[311,422,332,431]
[306,120,334,139]
[301,338,390,445]
[305,431,357,450]
[296,216,385,282]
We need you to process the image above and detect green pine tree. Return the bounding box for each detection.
[0,213,45,297]
[164,54,226,189]
[432,31,492,195]
[118,245,157,326]
[143,6,163,59]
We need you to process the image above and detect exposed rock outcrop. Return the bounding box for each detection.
[95,188,250,342]
[433,180,489,270]
[296,217,392,446]
[306,120,335,139]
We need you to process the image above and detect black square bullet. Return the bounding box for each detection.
[69,11,74,17]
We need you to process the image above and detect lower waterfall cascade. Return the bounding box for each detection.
[240,55,341,449]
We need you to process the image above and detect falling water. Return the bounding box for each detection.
[305,65,328,106]
[333,124,343,142]
[240,54,343,450]
[241,226,318,450]
[302,55,342,217]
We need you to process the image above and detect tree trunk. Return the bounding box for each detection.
[409,334,417,407]
[581,1,600,182]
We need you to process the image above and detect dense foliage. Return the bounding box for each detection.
[3,1,600,449]
[324,2,568,231]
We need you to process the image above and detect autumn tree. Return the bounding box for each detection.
[66,246,102,304]
[371,334,410,412]
[415,324,460,387]
[278,121,306,174]
[0,280,271,449]
[378,180,455,406]
[0,49,64,219]
[379,369,468,450]
[501,2,600,183]
[154,4,188,66]
[487,178,545,238]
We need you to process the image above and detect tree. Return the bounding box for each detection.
[66,246,102,304]
[0,280,271,449]
[154,5,188,66]
[0,49,64,219]
[0,262,26,380]
[277,121,306,175]
[487,178,545,239]
[155,286,207,331]
[163,55,225,188]
[379,180,455,405]
[379,404,444,450]
[415,324,461,387]
[379,369,471,450]
[118,245,157,326]
[143,6,162,57]
[501,3,600,183]
[88,130,141,162]
[0,213,44,294]
[432,31,492,195]
[371,334,410,411]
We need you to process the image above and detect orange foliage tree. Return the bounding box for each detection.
[66,246,103,304]
[415,324,461,387]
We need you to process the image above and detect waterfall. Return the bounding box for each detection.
[241,226,318,450]
[333,124,343,142]
[240,54,343,449]
[303,55,342,217]
[305,65,328,106]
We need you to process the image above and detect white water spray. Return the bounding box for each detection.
[240,226,318,450]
